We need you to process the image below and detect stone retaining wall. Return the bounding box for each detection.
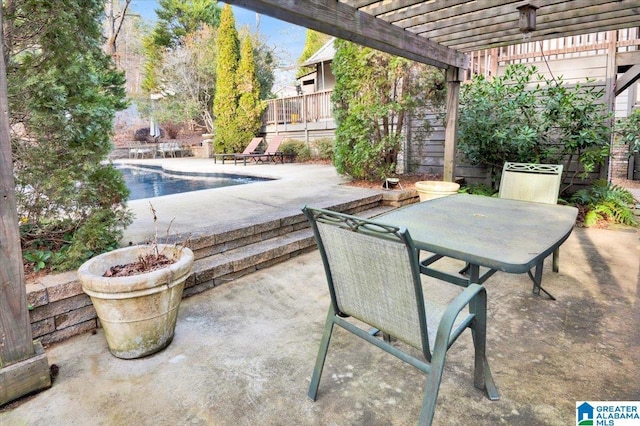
[26,193,397,347]
[27,271,97,347]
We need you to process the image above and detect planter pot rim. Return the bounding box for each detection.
[78,244,194,295]
[414,180,460,191]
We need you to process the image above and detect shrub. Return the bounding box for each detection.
[162,122,180,139]
[23,250,53,273]
[281,139,312,162]
[313,138,335,160]
[570,180,637,227]
[615,108,640,155]
[458,183,496,197]
[134,127,164,142]
[332,39,445,181]
[134,127,150,142]
[7,1,131,272]
[19,164,133,271]
[458,64,612,191]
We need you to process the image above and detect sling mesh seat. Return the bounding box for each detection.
[303,206,498,425]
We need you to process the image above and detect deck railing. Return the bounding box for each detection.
[465,28,640,81]
[262,90,333,126]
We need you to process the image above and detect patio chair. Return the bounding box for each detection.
[235,135,286,165]
[303,206,498,425]
[213,137,263,164]
[499,162,564,297]
[156,141,182,158]
[127,141,154,159]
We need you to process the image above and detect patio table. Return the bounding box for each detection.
[378,194,578,299]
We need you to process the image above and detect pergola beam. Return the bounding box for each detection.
[616,64,640,96]
[225,0,469,70]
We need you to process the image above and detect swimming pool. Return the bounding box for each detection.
[117,165,272,200]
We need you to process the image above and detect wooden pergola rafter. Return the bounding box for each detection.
[228,0,469,69]
[231,1,640,57]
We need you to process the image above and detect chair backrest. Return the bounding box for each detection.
[498,162,563,204]
[242,137,264,155]
[303,206,431,357]
[264,135,285,153]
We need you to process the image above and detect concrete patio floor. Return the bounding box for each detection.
[2,161,639,425]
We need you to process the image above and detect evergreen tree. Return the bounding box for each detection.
[236,36,264,149]
[246,31,276,100]
[151,0,221,49]
[141,35,163,93]
[142,0,221,93]
[332,40,445,180]
[213,4,240,153]
[5,0,131,270]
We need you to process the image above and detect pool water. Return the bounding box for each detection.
[118,165,272,200]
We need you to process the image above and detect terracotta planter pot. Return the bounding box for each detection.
[78,244,194,359]
[415,181,460,202]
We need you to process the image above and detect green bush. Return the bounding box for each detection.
[23,250,53,273]
[458,183,496,197]
[458,64,612,191]
[332,39,446,181]
[615,108,640,155]
[19,164,133,271]
[213,5,241,153]
[7,1,131,272]
[281,139,312,162]
[570,180,637,227]
[313,138,335,160]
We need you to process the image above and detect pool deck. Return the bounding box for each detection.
[2,159,640,425]
[115,158,381,246]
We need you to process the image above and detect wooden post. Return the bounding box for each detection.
[303,93,309,144]
[0,6,51,405]
[604,30,618,180]
[274,98,279,134]
[443,66,461,182]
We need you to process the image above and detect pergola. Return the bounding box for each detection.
[230,0,640,180]
[1,0,639,405]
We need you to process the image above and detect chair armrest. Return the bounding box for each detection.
[434,283,486,350]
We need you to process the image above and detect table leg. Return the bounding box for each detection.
[468,264,480,284]
[458,263,471,275]
[527,261,556,300]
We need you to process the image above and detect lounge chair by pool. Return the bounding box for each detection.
[213,137,263,164]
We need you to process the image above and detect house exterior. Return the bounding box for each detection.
[298,38,336,93]
[262,30,640,184]
[261,38,336,144]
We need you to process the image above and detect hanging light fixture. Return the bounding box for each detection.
[517,4,538,33]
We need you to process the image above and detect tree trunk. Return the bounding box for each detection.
[105,0,132,57]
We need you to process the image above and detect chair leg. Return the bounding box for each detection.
[308,308,336,401]
[552,248,559,273]
[419,348,447,426]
